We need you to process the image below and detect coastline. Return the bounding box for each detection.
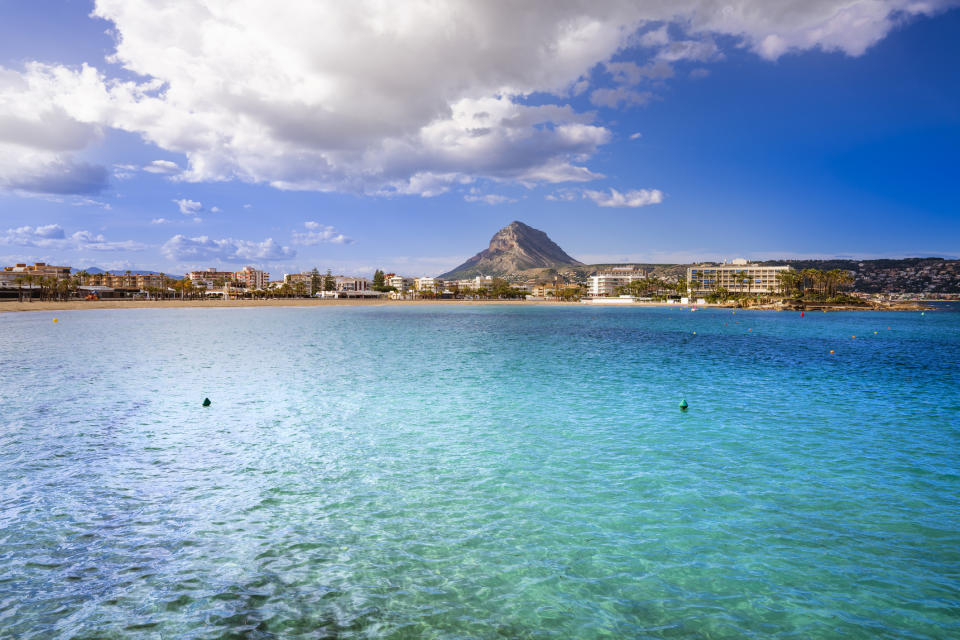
[0,298,934,314]
[0,299,580,314]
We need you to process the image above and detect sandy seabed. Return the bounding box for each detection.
[0,298,587,314]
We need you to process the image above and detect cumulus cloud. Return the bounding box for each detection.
[0,64,109,195]
[173,198,203,215]
[143,160,181,175]
[0,224,145,250]
[0,1,954,196]
[583,187,664,207]
[291,221,352,245]
[161,235,296,262]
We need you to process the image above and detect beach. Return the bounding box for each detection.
[0,298,580,314]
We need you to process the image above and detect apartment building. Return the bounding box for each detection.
[87,273,166,289]
[587,267,648,297]
[386,275,414,292]
[234,266,269,289]
[687,259,792,295]
[1,262,72,286]
[414,277,440,292]
[188,268,237,288]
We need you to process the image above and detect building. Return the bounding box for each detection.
[532,283,581,299]
[284,272,317,295]
[1,262,72,287]
[587,267,648,297]
[453,275,494,291]
[386,275,414,292]
[687,259,793,295]
[86,273,166,289]
[414,276,440,292]
[335,276,369,293]
[188,268,237,288]
[234,266,269,289]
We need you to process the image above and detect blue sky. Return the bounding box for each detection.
[0,1,957,277]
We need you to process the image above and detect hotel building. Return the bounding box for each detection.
[587,267,648,297]
[687,259,792,295]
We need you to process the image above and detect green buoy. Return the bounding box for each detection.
[680,398,688,411]
[202,397,211,407]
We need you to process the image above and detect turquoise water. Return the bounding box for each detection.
[1,305,958,639]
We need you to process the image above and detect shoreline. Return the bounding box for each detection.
[0,298,936,314]
[0,299,579,314]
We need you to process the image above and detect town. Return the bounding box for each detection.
[2,259,944,309]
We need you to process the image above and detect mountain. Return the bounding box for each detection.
[439,221,583,279]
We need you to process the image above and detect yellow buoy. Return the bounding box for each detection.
[693,331,696,335]
[53,318,58,323]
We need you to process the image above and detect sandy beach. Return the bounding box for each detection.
[0,298,585,314]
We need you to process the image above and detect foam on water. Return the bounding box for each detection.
[1,305,958,638]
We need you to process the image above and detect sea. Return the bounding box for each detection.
[1,304,958,639]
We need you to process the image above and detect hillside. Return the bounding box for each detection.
[439,221,582,279]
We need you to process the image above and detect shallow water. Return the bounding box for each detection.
[1,305,958,639]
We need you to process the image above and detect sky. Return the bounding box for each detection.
[0,0,958,277]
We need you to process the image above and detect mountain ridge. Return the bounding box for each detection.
[439,221,582,279]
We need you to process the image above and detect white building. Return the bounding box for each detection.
[335,276,369,292]
[386,275,414,292]
[414,277,440,292]
[454,275,494,290]
[587,267,648,297]
[687,259,792,295]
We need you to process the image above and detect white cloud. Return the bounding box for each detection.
[161,235,296,262]
[143,160,181,175]
[548,186,665,207]
[291,221,352,245]
[151,217,170,224]
[583,187,664,207]
[0,1,953,196]
[0,224,145,251]
[629,132,643,140]
[464,192,517,205]
[173,198,203,215]
[590,87,654,109]
[210,206,220,213]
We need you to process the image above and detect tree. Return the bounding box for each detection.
[323,269,335,291]
[373,269,385,288]
[310,268,321,295]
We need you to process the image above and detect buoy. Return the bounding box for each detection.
[693,331,696,335]
[852,335,855,339]
[830,350,835,354]
[53,318,58,323]
[874,331,877,335]
[680,398,688,410]
[748,328,752,331]
[800,311,804,318]
[202,398,211,407]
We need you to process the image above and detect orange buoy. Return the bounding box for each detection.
[53,318,58,323]
[830,350,835,354]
